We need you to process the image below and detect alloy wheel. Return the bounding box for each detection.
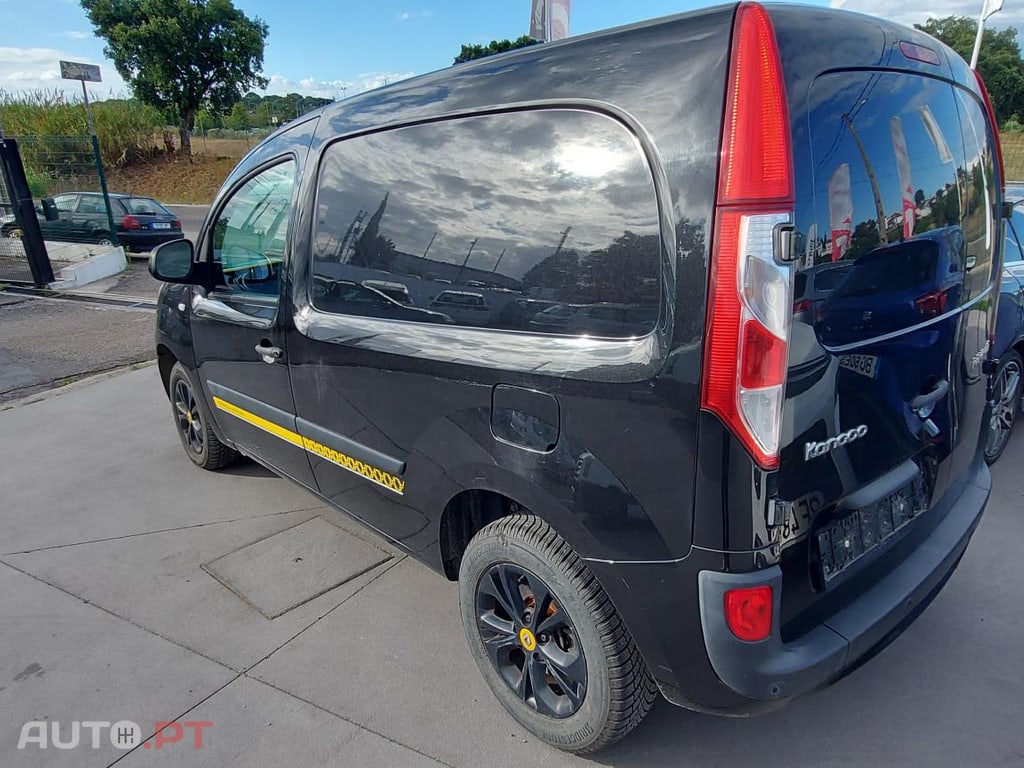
[173,379,204,454]
[475,563,587,718]
[986,357,1021,460]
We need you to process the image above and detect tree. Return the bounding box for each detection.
[454,36,541,64]
[226,102,249,131]
[80,0,269,156]
[916,16,1024,123]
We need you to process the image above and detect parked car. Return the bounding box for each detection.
[985,196,1024,462]
[0,192,182,251]
[147,3,999,753]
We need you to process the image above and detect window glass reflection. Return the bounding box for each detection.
[312,110,661,338]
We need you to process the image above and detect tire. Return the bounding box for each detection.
[94,234,114,247]
[459,514,657,753]
[984,349,1021,465]
[167,362,238,470]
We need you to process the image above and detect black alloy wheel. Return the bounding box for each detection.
[985,350,1021,464]
[173,377,204,455]
[475,563,587,718]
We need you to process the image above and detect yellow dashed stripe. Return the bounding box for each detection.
[212,397,405,495]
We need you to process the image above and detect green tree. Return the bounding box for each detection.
[454,35,541,64]
[916,16,1024,123]
[80,0,269,156]
[226,102,249,131]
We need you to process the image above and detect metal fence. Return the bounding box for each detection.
[0,138,56,285]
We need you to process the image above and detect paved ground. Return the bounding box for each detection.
[1,366,1022,767]
[0,294,153,402]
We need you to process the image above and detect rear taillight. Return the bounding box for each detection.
[172,220,181,229]
[701,2,794,470]
[915,288,949,316]
[122,215,143,230]
[974,71,1004,185]
[724,585,773,642]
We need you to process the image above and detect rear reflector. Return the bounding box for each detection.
[724,585,773,642]
[702,3,794,471]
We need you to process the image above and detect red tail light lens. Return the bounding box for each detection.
[718,3,793,205]
[915,289,949,316]
[701,2,794,471]
[172,220,181,229]
[122,215,143,230]
[724,585,773,642]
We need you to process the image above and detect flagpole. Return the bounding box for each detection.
[971,0,1004,70]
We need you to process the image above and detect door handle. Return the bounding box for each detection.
[255,341,283,364]
[910,379,948,417]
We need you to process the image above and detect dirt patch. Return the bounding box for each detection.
[107,153,241,205]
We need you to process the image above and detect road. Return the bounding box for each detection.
[0,366,1021,767]
[167,204,208,244]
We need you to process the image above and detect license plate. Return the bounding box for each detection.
[815,475,927,583]
[838,353,879,379]
[151,222,171,229]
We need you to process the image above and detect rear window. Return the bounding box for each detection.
[792,71,998,346]
[125,198,172,216]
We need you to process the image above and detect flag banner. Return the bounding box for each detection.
[530,0,547,40]
[890,116,915,239]
[550,0,570,40]
[829,163,852,262]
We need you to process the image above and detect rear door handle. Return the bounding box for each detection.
[255,342,283,364]
[910,379,948,417]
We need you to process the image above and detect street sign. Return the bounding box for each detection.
[59,60,102,83]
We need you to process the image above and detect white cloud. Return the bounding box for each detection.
[261,71,417,100]
[398,9,433,21]
[57,31,92,40]
[0,47,129,96]
[834,0,1024,27]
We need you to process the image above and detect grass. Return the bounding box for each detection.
[1001,132,1024,182]
[106,154,241,204]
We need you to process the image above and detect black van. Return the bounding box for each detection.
[149,2,1001,753]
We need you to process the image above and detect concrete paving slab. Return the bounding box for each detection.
[249,558,591,768]
[0,367,319,553]
[4,510,402,672]
[116,675,444,767]
[202,516,392,619]
[0,562,235,768]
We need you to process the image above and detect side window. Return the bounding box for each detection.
[311,109,661,338]
[53,194,78,213]
[209,160,296,313]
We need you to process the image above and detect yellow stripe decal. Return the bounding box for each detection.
[211,397,405,495]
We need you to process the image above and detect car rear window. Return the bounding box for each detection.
[125,198,172,216]
[792,71,998,346]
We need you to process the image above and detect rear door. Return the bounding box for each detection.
[780,69,999,574]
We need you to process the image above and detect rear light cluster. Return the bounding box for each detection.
[915,288,950,316]
[724,585,773,642]
[122,215,143,230]
[701,2,795,470]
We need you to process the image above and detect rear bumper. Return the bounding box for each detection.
[120,230,183,250]
[697,458,989,702]
[587,457,989,713]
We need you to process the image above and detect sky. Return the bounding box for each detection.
[0,0,1021,101]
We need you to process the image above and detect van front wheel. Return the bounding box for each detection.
[458,514,657,753]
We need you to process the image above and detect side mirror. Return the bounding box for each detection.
[149,239,198,283]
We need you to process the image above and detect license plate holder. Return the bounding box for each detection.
[814,473,928,586]
[151,222,171,229]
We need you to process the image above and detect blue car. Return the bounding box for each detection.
[988,191,1024,462]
